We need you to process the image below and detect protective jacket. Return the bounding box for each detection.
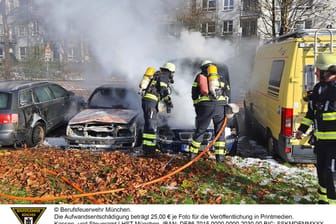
[191,71,230,106]
[298,80,336,140]
[298,80,336,203]
[142,70,172,155]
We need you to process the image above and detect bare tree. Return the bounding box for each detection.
[257,0,333,39]
[0,0,12,79]
[176,0,218,34]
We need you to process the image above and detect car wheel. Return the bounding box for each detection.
[26,122,45,147]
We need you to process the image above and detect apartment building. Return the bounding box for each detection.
[0,0,89,64]
[1,0,335,65]
[182,0,336,41]
[180,0,242,39]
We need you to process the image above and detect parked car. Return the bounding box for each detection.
[0,80,85,148]
[65,85,144,150]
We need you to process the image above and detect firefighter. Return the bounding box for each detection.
[141,62,175,156]
[189,60,230,162]
[295,53,336,204]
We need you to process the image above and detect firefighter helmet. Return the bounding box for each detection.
[161,62,176,73]
[145,67,155,76]
[200,59,213,68]
[315,53,336,70]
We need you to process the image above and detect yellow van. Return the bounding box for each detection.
[244,29,336,163]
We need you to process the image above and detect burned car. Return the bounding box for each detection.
[65,57,239,154]
[65,85,144,149]
[0,80,85,148]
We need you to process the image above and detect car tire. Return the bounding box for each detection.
[26,122,45,147]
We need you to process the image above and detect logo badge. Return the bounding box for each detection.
[11,207,46,224]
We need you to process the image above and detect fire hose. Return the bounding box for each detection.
[0,117,227,203]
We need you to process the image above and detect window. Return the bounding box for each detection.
[32,21,39,36]
[223,0,234,10]
[202,0,216,11]
[241,20,257,37]
[18,25,26,37]
[191,0,196,13]
[33,86,54,103]
[305,20,313,29]
[19,89,33,107]
[268,60,284,97]
[304,65,315,91]
[201,22,216,35]
[67,47,76,61]
[223,20,233,33]
[19,47,27,60]
[49,84,68,98]
[0,93,10,109]
[242,0,257,11]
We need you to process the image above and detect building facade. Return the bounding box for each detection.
[0,0,90,64]
[0,0,335,66]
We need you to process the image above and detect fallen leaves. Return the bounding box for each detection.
[0,147,319,204]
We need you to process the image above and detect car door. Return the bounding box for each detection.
[18,88,35,130]
[32,85,61,131]
[48,83,76,122]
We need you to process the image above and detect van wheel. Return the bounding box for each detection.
[26,122,45,147]
[266,135,276,157]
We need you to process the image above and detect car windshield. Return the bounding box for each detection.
[88,87,141,110]
[0,93,10,109]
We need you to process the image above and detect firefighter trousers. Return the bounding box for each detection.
[190,103,226,159]
[141,99,158,154]
[315,141,336,200]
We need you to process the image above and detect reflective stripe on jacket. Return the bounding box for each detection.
[192,73,229,105]
[298,81,336,141]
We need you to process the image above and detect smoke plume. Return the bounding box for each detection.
[35,0,255,128]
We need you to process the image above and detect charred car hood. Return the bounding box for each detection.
[68,109,140,124]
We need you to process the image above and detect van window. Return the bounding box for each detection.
[33,86,54,103]
[269,60,284,87]
[0,93,10,109]
[19,89,33,107]
[49,84,68,98]
[304,64,315,91]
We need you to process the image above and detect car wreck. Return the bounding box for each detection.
[65,83,238,154]
[65,85,144,149]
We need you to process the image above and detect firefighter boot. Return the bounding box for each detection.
[189,153,198,161]
[317,187,329,204]
[215,154,225,163]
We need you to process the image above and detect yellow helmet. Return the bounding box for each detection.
[207,64,218,74]
[145,67,155,76]
[161,62,176,73]
[316,53,336,70]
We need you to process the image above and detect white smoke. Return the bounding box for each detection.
[34,0,255,128]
